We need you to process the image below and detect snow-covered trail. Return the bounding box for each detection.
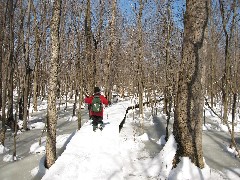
[42,101,131,180]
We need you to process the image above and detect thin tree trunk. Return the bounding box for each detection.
[0,7,7,144]
[13,74,21,159]
[0,59,7,145]
[75,21,83,130]
[219,0,237,129]
[164,2,173,141]
[23,0,32,130]
[6,0,15,130]
[105,0,117,102]
[33,2,40,112]
[230,93,237,148]
[78,72,83,130]
[0,1,3,111]
[137,0,144,119]
[72,90,77,117]
[165,96,172,142]
[0,0,5,145]
[85,0,93,93]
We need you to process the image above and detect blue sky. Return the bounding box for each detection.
[118,0,185,28]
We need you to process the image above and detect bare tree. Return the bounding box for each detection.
[219,0,239,155]
[85,0,93,93]
[0,1,4,111]
[137,0,144,119]
[0,0,7,145]
[105,0,117,101]
[6,0,15,132]
[219,0,237,126]
[173,0,209,168]
[71,1,84,129]
[22,0,32,130]
[45,0,62,169]
[33,1,41,112]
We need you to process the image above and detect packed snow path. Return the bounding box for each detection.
[42,101,131,180]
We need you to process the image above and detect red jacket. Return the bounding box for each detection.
[84,93,108,117]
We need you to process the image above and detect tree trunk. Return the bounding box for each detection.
[23,0,32,130]
[45,0,62,169]
[105,0,117,102]
[75,22,83,130]
[85,0,93,93]
[72,91,77,117]
[137,0,144,118]
[78,73,83,130]
[219,0,237,128]
[0,1,7,145]
[0,62,7,145]
[13,75,21,159]
[33,3,40,112]
[230,93,237,148]
[6,0,15,130]
[0,1,3,110]
[164,2,173,141]
[173,0,208,169]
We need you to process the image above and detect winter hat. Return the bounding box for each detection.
[94,87,101,93]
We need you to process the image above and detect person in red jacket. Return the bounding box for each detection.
[84,87,108,131]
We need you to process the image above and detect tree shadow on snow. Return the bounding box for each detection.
[203,131,240,178]
[144,115,167,157]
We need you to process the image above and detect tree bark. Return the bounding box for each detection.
[33,2,40,112]
[6,0,15,130]
[45,0,62,169]
[219,0,237,128]
[137,0,144,118]
[173,0,208,169]
[0,1,7,145]
[105,0,117,102]
[75,19,83,130]
[85,0,93,93]
[22,0,32,130]
[0,1,3,110]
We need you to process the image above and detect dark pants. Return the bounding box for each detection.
[88,104,92,119]
[92,116,103,128]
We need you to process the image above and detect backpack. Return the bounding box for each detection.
[91,95,103,113]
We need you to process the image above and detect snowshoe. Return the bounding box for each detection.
[98,124,104,131]
[93,125,97,132]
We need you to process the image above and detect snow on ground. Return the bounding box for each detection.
[34,101,230,179]
[0,144,9,154]
[223,168,240,180]
[1,96,240,179]
[203,104,240,159]
[41,101,130,180]
[204,104,240,133]
[29,134,73,154]
[3,154,22,162]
